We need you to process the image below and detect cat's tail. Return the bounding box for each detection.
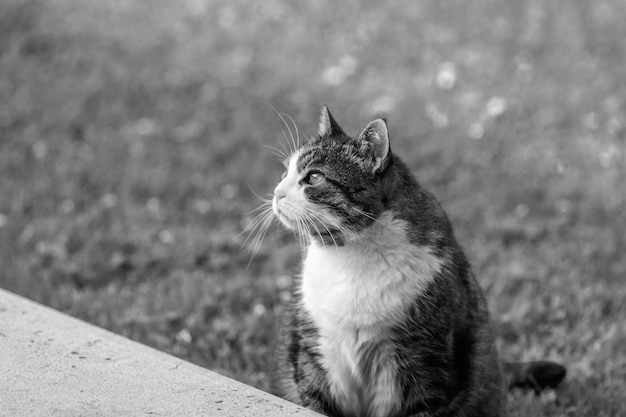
[502,361,567,394]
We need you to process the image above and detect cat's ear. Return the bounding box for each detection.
[357,119,391,173]
[318,105,345,138]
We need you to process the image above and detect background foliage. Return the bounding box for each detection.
[1,0,625,415]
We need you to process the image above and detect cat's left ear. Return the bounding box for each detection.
[318,105,345,138]
[357,119,391,173]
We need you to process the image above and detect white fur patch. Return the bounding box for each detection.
[273,151,301,228]
[301,211,443,417]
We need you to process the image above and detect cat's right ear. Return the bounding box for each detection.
[318,105,345,138]
[357,119,391,174]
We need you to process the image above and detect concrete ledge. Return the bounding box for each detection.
[0,289,321,417]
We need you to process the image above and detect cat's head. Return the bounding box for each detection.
[272,106,394,245]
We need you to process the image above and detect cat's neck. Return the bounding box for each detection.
[308,210,410,251]
[301,210,444,328]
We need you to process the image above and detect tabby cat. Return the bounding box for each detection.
[267,106,564,417]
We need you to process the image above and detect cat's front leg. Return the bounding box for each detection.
[294,350,342,416]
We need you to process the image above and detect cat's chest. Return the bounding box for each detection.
[300,219,443,417]
[301,233,442,329]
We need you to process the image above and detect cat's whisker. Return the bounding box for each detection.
[245,217,270,254]
[262,144,288,160]
[243,207,276,271]
[242,201,272,231]
[303,208,341,252]
[272,106,298,154]
[240,211,269,241]
[353,207,393,230]
[279,112,298,155]
[293,215,309,258]
[281,125,295,154]
[246,182,274,203]
[246,197,273,210]
[241,205,274,234]
[253,211,274,247]
[268,104,295,154]
[280,142,292,161]
[304,207,340,231]
[300,210,328,248]
[241,205,274,247]
[247,204,273,216]
[246,227,273,270]
[282,111,303,149]
[246,204,273,227]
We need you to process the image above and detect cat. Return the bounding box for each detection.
[266,106,565,417]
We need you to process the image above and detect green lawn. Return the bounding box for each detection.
[1,0,624,415]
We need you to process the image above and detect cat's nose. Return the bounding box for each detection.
[274,186,286,200]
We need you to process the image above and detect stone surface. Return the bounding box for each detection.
[0,289,321,417]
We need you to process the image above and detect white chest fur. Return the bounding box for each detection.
[301,212,443,417]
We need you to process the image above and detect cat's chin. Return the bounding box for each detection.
[277,217,296,231]
[273,207,296,231]
[274,210,319,240]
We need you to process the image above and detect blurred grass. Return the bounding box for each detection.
[0,0,625,415]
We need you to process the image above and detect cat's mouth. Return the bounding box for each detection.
[273,198,343,241]
[273,201,297,229]
[274,207,290,224]
[274,202,321,235]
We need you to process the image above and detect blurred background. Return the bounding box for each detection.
[0,0,624,415]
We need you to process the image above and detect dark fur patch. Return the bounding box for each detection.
[294,139,392,244]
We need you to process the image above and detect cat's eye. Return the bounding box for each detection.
[306,172,325,185]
